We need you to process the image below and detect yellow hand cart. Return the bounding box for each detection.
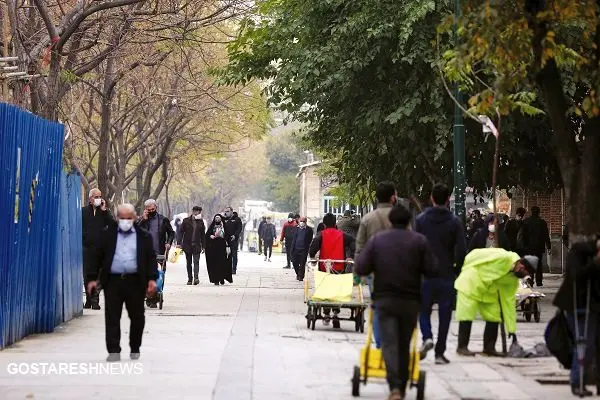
[304,259,367,332]
[351,307,426,399]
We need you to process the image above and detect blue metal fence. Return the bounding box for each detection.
[0,103,82,349]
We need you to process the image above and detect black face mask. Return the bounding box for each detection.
[148,210,157,218]
[513,270,527,278]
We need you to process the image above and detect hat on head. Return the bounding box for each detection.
[521,255,539,272]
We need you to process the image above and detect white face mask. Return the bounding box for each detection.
[119,219,134,232]
[299,221,306,228]
[93,198,102,207]
[288,218,293,222]
[194,214,202,220]
[488,224,496,233]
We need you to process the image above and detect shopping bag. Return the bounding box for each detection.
[169,248,182,263]
[545,310,573,369]
[311,270,354,302]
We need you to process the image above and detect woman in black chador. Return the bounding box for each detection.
[205,214,233,285]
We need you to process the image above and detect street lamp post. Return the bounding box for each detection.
[453,0,466,224]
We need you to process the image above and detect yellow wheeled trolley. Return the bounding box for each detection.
[351,307,426,399]
[304,259,367,332]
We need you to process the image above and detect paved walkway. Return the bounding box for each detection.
[0,252,572,399]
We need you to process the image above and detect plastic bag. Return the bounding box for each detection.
[168,248,182,263]
[311,270,354,302]
[545,310,573,368]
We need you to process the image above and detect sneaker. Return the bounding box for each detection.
[420,338,434,360]
[91,304,101,310]
[264,257,267,261]
[130,352,140,360]
[572,386,593,397]
[456,347,476,357]
[283,265,291,269]
[106,353,120,362]
[187,280,192,285]
[482,349,505,357]
[435,354,450,364]
[83,302,91,309]
[193,279,199,285]
[268,258,272,262]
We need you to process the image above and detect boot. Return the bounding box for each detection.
[456,321,476,356]
[482,322,504,357]
[572,385,593,397]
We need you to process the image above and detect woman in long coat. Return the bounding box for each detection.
[205,214,233,285]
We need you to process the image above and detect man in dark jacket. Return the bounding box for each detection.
[415,183,467,365]
[468,213,510,252]
[505,207,526,254]
[521,206,552,286]
[223,206,243,274]
[138,199,174,258]
[177,206,206,285]
[337,209,360,238]
[262,216,277,261]
[290,216,314,281]
[138,199,173,308]
[82,188,113,310]
[552,237,600,396]
[467,210,485,243]
[355,204,438,400]
[86,203,158,362]
[257,216,267,255]
[309,213,355,327]
[280,213,297,269]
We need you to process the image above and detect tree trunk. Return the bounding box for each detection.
[97,57,116,202]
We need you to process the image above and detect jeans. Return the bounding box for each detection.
[567,311,598,387]
[293,250,308,279]
[366,276,381,348]
[420,277,454,356]
[378,301,419,392]
[263,241,273,258]
[185,251,200,280]
[231,244,239,273]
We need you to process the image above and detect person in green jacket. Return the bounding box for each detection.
[455,248,538,357]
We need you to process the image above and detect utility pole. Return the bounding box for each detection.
[453,0,466,224]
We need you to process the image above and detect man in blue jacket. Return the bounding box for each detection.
[416,183,467,364]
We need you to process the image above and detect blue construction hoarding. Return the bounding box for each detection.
[0,103,83,349]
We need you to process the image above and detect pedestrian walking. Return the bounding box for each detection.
[138,199,174,307]
[468,213,510,252]
[239,215,246,251]
[280,213,297,269]
[177,206,206,285]
[466,210,485,243]
[521,206,552,286]
[257,216,267,255]
[416,183,467,364]
[552,236,600,397]
[205,214,233,285]
[86,203,157,362]
[455,248,537,357]
[174,217,182,245]
[82,188,113,310]
[354,181,397,350]
[354,204,438,400]
[262,216,277,261]
[505,207,526,254]
[337,209,360,238]
[223,207,242,274]
[290,216,314,280]
[309,212,355,326]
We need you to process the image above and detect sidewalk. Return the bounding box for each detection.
[0,252,572,399]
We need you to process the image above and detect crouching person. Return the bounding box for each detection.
[455,248,537,357]
[354,204,438,400]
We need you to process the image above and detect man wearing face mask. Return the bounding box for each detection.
[223,206,243,274]
[468,214,510,252]
[82,188,114,310]
[290,217,314,281]
[280,213,298,269]
[505,208,526,254]
[139,199,174,307]
[87,203,158,362]
[177,206,206,285]
[454,248,538,357]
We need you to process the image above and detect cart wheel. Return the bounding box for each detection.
[306,306,313,329]
[359,310,365,333]
[159,293,163,310]
[416,370,426,400]
[351,365,360,397]
[523,301,532,322]
[355,311,360,332]
[533,300,541,323]
[311,308,317,331]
